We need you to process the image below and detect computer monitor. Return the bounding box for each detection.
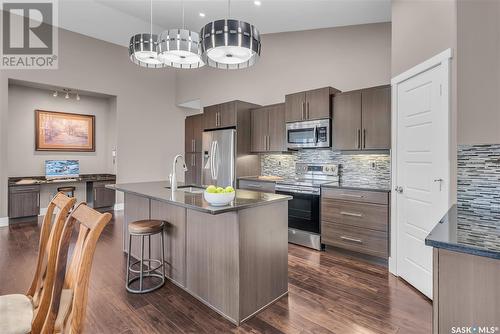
[45,160,80,179]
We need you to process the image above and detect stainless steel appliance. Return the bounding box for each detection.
[275,162,339,250]
[286,119,331,149]
[202,129,236,187]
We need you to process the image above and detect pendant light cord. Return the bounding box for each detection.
[228,0,231,18]
[150,0,153,35]
[182,0,185,29]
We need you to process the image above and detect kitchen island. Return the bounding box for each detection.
[107,181,291,325]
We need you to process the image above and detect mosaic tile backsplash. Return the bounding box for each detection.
[260,150,391,184]
[458,144,500,218]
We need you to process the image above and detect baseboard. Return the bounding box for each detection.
[0,217,8,227]
[114,203,124,211]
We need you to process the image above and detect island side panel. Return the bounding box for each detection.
[238,201,289,321]
[186,209,240,323]
[150,199,187,287]
[123,193,150,253]
[436,249,500,333]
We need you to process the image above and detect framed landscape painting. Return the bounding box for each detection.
[35,110,95,152]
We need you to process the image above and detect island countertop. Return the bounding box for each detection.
[107,181,292,215]
[425,204,500,260]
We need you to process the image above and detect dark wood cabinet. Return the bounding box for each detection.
[203,101,237,130]
[185,114,203,153]
[332,91,362,150]
[332,85,391,150]
[185,153,202,185]
[8,185,40,218]
[361,86,391,149]
[91,181,116,209]
[251,103,286,153]
[285,87,339,122]
[321,187,389,259]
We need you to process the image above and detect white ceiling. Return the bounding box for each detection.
[58,0,391,47]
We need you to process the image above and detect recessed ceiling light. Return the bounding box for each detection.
[199,12,205,17]
[254,0,261,6]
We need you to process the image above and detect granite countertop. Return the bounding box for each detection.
[425,205,500,260]
[107,181,292,215]
[238,176,391,192]
[8,174,116,186]
[321,179,391,192]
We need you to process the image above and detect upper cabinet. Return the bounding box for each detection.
[185,114,203,153]
[203,101,237,130]
[332,85,391,150]
[285,87,340,122]
[251,103,286,153]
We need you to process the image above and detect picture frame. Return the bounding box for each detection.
[35,110,95,152]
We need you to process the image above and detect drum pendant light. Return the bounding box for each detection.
[129,0,163,68]
[200,0,261,69]
[157,0,204,69]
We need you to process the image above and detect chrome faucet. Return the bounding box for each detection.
[170,154,188,192]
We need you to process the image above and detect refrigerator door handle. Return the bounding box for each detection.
[213,141,219,180]
[210,141,216,180]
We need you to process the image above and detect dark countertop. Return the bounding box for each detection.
[107,181,292,215]
[238,176,391,192]
[8,174,116,186]
[425,205,500,260]
[322,180,391,192]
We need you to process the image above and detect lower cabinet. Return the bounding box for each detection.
[8,185,40,218]
[321,187,389,258]
[88,181,116,209]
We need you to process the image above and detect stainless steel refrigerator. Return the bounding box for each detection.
[202,129,236,187]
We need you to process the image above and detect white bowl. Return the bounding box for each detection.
[204,190,236,206]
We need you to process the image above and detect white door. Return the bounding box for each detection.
[395,60,450,299]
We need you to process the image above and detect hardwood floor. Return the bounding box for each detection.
[0,212,432,334]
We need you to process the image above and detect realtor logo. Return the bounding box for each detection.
[1,0,58,69]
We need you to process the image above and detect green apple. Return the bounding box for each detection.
[216,187,224,193]
[224,186,235,193]
[206,185,217,193]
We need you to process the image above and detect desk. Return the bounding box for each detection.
[8,174,116,221]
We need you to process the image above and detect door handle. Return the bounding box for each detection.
[395,186,404,193]
[340,236,363,244]
[340,211,363,217]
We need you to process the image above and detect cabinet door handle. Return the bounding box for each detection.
[268,135,271,150]
[307,101,310,119]
[192,139,195,152]
[37,193,40,209]
[340,236,363,244]
[246,184,262,188]
[340,211,363,217]
[94,189,97,201]
[302,101,305,120]
[341,193,364,198]
[363,129,366,149]
[357,129,361,149]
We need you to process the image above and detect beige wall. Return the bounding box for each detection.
[457,0,500,145]
[176,23,391,107]
[0,28,185,217]
[391,0,457,76]
[7,84,116,176]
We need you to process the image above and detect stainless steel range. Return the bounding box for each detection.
[275,162,339,250]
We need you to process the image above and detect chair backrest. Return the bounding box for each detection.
[29,193,76,333]
[41,203,112,334]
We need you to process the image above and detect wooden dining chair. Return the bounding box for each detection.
[0,192,76,334]
[40,203,112,334]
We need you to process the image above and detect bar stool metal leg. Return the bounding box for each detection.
[126,234,132,285]
[139,235,144,292]
[161,230,166,279]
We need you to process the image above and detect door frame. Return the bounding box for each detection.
[389,49,453,276]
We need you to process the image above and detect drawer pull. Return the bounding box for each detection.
[341,194,364,198]
[340,236,363,244]
[340,211,363,217]
[246,184,262,188]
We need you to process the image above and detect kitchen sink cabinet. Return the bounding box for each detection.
[321,187,389,259]
[185,114,203,153]
[285,87,339,122]
[251,103,286,153]
[332,85,391,151]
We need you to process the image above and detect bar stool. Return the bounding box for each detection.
[126,219,166,294]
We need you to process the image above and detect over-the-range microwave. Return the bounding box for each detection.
[286,119,331,149]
